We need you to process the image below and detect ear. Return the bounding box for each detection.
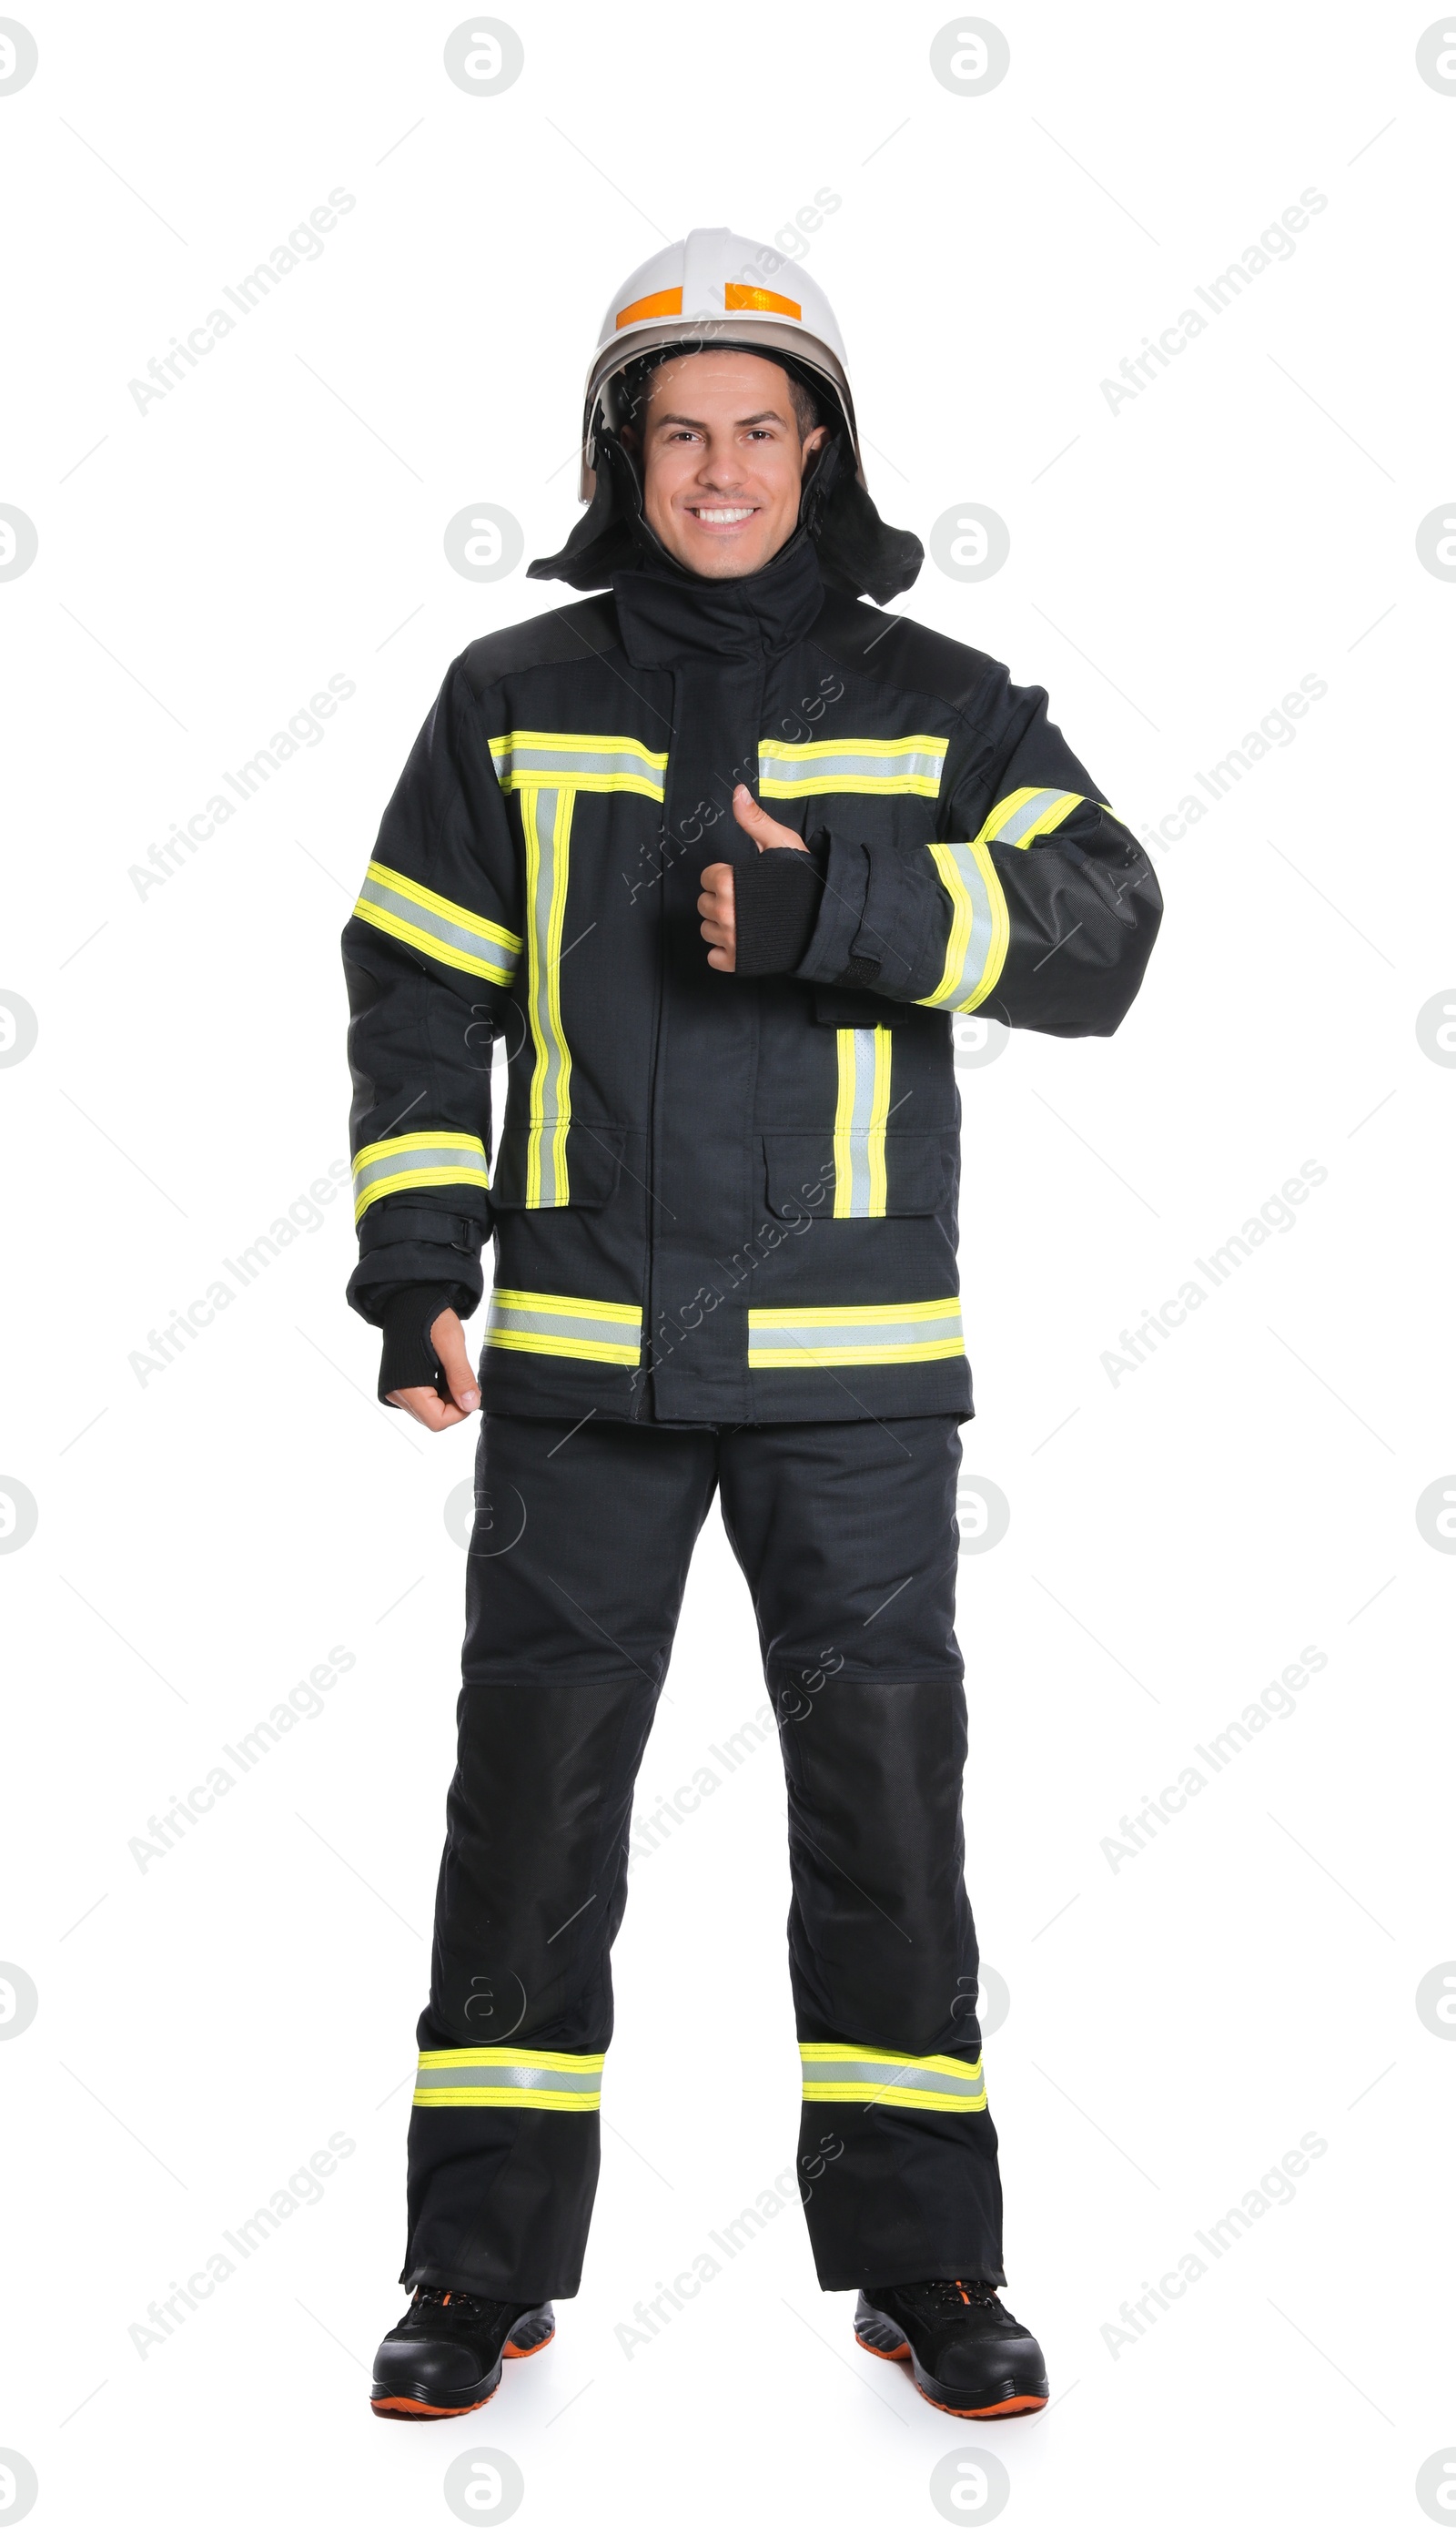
[800,425,831,486]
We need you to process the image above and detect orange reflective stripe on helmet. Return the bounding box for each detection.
[723,282,803,319]
[615,287,683,329]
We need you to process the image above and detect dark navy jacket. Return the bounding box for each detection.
[343,538,1162,1424]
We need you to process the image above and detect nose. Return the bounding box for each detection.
[694,443,745,492]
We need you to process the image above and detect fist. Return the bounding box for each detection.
[698,783,807,973]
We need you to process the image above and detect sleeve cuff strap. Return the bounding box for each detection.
[733,847,826,977]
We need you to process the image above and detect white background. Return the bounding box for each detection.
[3,2,1454,2537]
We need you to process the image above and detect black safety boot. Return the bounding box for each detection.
[855,2278,1048,2417]
[369,2286,555,2418]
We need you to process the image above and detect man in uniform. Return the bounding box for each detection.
[346,229,1162,2422]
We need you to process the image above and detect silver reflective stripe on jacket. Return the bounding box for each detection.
[833,1028,891,1217]
[350,1131,489,1224]
[352,859,520,986]
[757,735,947,798]
[747,1299,964,1368]
[521,786,574,1205]
[485,1289,642,1368]
[491,731,668,798]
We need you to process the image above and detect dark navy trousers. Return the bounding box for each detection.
[402,1412,1005,2297]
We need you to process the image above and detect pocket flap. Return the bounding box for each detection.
[762,1129,954,1221]
[490,1120,626,1211]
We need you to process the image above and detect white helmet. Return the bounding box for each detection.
[579,226,864,500]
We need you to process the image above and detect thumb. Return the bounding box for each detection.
[430,1308,480,1412]
[733,783,805,853]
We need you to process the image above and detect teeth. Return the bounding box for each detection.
[694,506,753,523]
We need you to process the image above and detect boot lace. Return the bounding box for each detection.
[916,2277,1000,2315]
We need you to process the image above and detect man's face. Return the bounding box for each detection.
[628,350,828,579]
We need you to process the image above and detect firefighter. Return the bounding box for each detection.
[350,228,1162,2422]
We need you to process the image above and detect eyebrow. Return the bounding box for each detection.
[651,409,788,431]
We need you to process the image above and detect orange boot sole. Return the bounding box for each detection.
[370,2320,555,2419]
[854,2326,1048,2419]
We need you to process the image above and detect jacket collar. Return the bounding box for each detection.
[611,532,825,668]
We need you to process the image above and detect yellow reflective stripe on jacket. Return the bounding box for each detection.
[919,839,1009,1013]
[350,1131,489,1223]
[413,2047,605,2111]
[485,1288,642,1367]
[832,1028,892,1218]
[353,859,521,986]
[984,785,1097,849]
[747,1298,963,1369]
[757,734,947,799]
[521,788,574,1205]
[799,2041,986,2112]
[919,786,1108,1014]
[491,730,668,799]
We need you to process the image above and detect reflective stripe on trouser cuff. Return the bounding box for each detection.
[352,860,521,985]
[522,786,574,1205]
[919,840,1009,1013]
[747,1298,964,1369]
[351,1131,489,1223]
[799,2042,986,2112]
[413,2048,604,2110]
[757,734,947,798]
[491,731,668,798]
[485,1288,642,1366]
[833,1027,891,1217]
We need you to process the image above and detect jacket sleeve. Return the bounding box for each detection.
[342,656,521,1326]
[789,668,1163,1036]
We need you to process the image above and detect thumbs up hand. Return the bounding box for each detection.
[698,784,808,972]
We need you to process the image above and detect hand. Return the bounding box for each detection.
[387,1305,480,1431]
[698,784,807,972]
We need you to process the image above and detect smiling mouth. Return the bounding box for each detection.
[688,505,757,525]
